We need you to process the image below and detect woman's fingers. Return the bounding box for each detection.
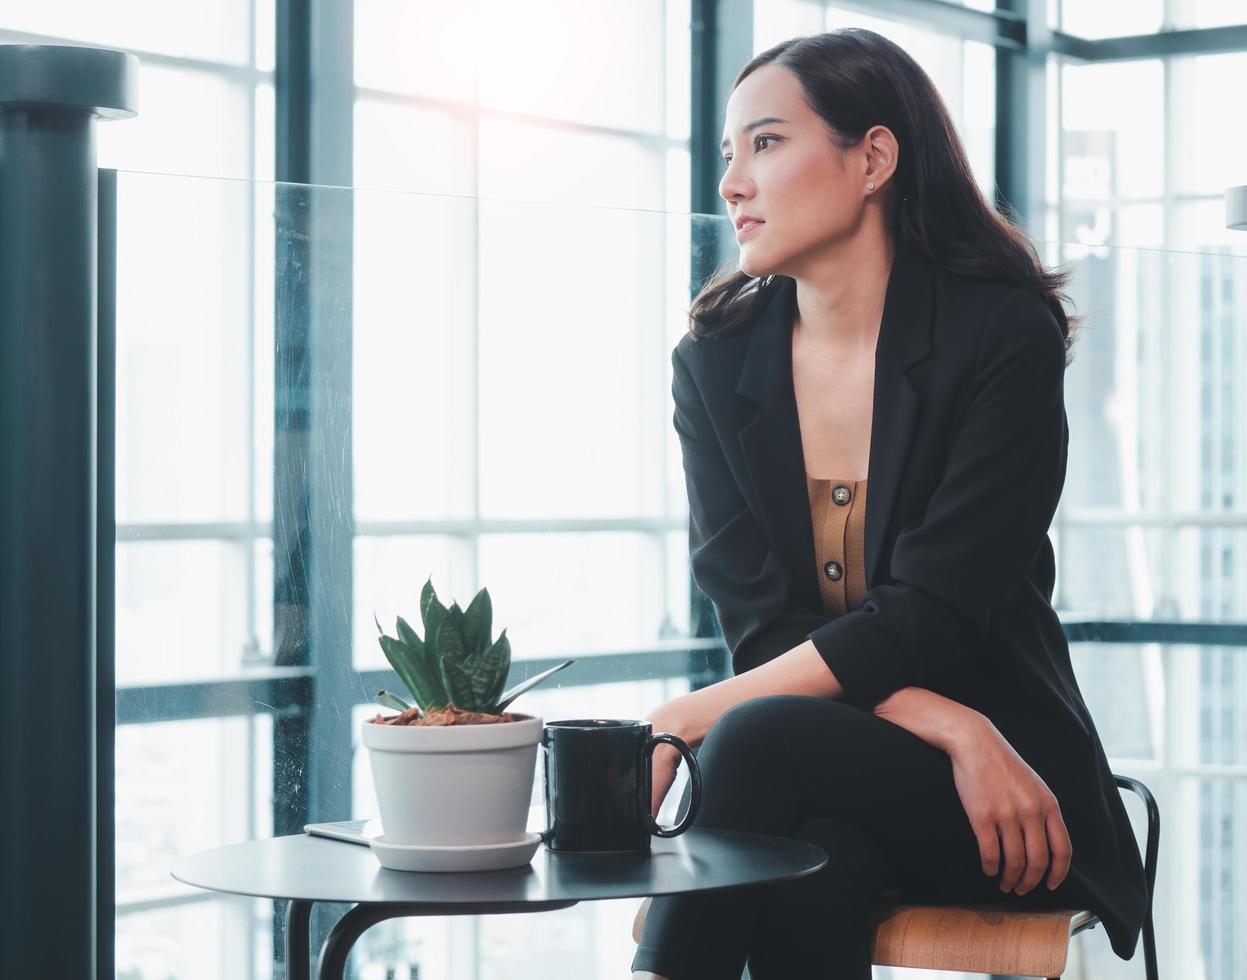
[1012,810,1052,895]
[1046,807,1073,890]
[975,820,1001,878]
[996,820,1027,893]
[650,744,682,819]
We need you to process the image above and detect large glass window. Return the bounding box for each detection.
[352,0,690,211]
[89,1,692,975]
[1049,6,1247,980]
[0,11,275,980]
[7,1,1247,977]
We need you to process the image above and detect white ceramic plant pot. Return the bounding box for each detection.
[361,712,544,846]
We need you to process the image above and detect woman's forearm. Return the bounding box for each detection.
[679,639,844,747]
[670,642,983,758]
[871,685,985,755]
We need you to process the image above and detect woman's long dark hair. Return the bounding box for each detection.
[690,28,1079,362]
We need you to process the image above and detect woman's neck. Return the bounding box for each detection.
[791,234,894,353]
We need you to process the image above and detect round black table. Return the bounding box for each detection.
[171,828,828,979]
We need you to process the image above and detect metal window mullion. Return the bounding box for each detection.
[656,0,673,643]
[244,0,261,672]
[98,165,119,980]
[995,0,1048,235]
[116,516,691,538]
[302,0,358,957]
[688,0,751,677]
[819,0,1026,49]
[242,6,261,895]
[0,28,273,82]
[468,23,483,612]
[1053,510,1247,527]
[354,84,685,157]
[272,2,313,971]
[1060,25,1247,63]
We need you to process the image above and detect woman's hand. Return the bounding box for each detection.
[645,699,697,821]
[948,717,1073,896]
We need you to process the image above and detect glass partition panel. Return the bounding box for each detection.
[110,167,1247,979]
[1054,241,1247,620]
[112,169,714,979]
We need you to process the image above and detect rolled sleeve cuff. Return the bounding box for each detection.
[806,604,911,711]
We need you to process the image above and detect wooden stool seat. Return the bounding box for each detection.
[631,895,1097,978]
[869,902,1097,977]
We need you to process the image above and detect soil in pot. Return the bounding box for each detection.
[369,703,520,727]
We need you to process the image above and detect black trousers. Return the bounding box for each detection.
[630,694,1090,980]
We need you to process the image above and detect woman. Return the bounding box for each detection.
[630,28,1148,980]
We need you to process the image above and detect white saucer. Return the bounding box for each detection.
[368,832,544,872]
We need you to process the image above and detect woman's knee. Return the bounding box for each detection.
[787,815,890,894]
[702,694,859,758]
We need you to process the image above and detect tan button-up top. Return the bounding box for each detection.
[805,475,869,615]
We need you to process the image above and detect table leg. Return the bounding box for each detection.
[284,898,313,980]
[315,901,580,980]
[316,904,396,980]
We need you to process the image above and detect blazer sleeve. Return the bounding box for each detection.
[671,342,832,675]
[808,288,1070,710]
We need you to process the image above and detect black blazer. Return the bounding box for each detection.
[671,240,1148,960]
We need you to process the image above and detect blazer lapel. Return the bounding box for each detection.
[735,243,936,611]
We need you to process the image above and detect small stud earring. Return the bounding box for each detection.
[867,181,875,190]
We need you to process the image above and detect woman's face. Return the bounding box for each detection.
[719,63,894,279]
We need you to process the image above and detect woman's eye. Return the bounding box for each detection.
[722,134,776,168]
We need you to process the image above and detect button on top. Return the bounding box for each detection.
[824,560,843,581]
[832,484,852,506]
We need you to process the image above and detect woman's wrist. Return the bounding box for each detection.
[873,686,988,755]
[943,703,992,758]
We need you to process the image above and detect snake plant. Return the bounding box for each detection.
[373,575,574,718]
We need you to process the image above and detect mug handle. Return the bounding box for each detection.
[642,732,702,838]
[537,740,555,846]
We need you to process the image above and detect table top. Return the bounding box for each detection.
[171,828,828,907]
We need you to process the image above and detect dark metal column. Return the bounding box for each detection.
[273,0,356,963]
[0,44,136,980]
[689,0,753,686]
[690,0,753,220]
[995,0,1048,237]
[96,166,119,980]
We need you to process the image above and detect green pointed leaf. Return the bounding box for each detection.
[395,615,423,654]
[445,603,469,654]
[420,575,440,631]
[462,587,492,654]
[434,615,468,663]
[475,629,511,709]
[375,689,412,712]
[495,658,576,714]
[438,656,478,711]
[458,632,504,707]
[423,601,447,658]
[379,634,448,709]
[378,634,424,707]
[373,610,384,636]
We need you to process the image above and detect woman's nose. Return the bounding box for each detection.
[719,158,750,202]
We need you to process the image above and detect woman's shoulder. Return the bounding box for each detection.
[937,265,1033,316]
[675,276,789,364]
[935,271,1062,360]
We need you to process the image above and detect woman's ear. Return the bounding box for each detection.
[864,125,899,191]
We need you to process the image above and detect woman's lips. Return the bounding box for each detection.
[736,220,764,238]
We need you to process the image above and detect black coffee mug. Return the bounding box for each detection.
[538,719,702,853]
